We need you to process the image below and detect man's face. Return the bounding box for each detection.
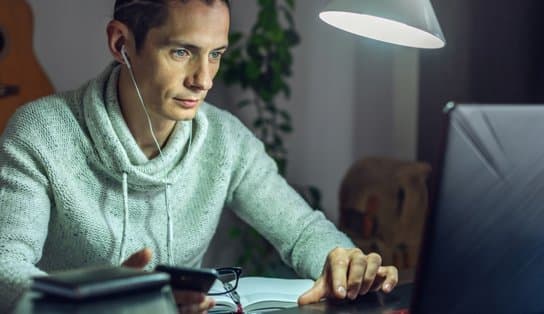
[128,0,230,121]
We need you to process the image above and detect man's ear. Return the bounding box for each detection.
[107,20,131,64]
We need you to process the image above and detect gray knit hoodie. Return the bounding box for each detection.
[0,63,354,311]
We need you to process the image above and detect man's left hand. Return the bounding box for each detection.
[298,248,398,304]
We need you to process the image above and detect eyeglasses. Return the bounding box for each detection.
[208,267,244,313]
[207,267,243,296]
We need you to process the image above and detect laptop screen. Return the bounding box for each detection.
[412,103,544,313]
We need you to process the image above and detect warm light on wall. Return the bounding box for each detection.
[319,0,445,49]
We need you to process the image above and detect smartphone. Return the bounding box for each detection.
[155,265,218,293]
[31,266,170,300]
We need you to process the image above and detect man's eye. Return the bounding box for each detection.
[173,49,189,58]
[210,51,223,60]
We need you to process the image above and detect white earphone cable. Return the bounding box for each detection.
[121,46,164,158]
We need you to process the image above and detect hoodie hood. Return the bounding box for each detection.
[83,63,208,191]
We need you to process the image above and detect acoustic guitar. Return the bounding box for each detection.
[0,0,54,132]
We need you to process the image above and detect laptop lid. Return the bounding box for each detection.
[411,103,544,314]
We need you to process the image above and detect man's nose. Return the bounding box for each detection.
[186,58,213,91]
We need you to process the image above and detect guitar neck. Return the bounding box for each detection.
[0,0,55,131]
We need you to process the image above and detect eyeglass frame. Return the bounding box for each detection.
[207,266,243,296]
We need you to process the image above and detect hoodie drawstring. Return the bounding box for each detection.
[117,122,191,265]
[165,183,173,265]
[118,172,174,265]
[119,172,129,264]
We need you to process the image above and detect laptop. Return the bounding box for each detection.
[280,103,544,314]
[412,103,544,313]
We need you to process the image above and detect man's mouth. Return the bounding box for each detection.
[173,97,199,109]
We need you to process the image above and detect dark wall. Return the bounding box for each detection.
[418,0,544,171]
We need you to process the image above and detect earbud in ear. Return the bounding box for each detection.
[120,45,132,69]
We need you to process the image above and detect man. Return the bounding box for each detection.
[0,0,398,312]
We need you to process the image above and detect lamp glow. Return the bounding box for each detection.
[319,0,445,49]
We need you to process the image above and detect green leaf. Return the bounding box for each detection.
[253,118,265,128]
[236,60,249,83]
[236,99,251,108]
[285,0,295,10]
[278,6,295,29]
[265,104,277,114]
[273,134,283,147]
[270,60,282,74]
[285,29,301,46]
[279,123,293,133]
[308,186,322,202]
[276,158,287,176]
[269,27,284,43]
[258,6,277,30]
[247,41,262,60]
[270,76,283,95]
[226,48,243,60]
[229,32,244,45]
[245,61,261,80]
[279,110,292,122]
[262,127,268,141]
[276,146,288,155]
[282,84,291,98]
[260,89,274,103]
[222,67,241,86]
[250,34,266,47]
[258,0,274,7]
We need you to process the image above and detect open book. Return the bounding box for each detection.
[210,277,314,313]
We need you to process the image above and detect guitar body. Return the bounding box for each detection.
[0,0,54,132]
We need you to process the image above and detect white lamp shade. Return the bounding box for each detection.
[319,0,446,49]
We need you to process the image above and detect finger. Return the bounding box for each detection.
[346,251,366,300]
[329,249,349,299]
[370,272,386,292]
[298,278,327,305]
[199,296,215,311]
[173,291,206,305]
[176,304,200,314]
[176,294,213,314]
[380,266,399,293]
[122,248,153,268]
[359,253,381,295]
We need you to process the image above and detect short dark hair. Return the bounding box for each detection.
[114,0,230,53]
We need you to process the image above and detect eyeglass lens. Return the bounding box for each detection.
[208,268,241,296]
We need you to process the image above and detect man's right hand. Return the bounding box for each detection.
[122,248,215,314]
[121,247,153,268]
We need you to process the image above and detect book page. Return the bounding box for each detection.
[209,277,314,313]
[237,277,314,312]
[209,281,236,313]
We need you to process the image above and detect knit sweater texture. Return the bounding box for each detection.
[0,63,354,310]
